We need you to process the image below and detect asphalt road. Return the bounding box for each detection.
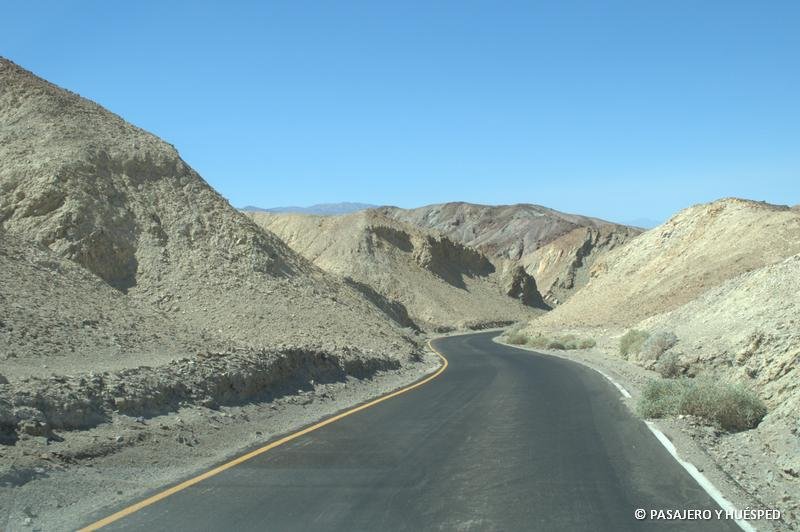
[90,331,740,531]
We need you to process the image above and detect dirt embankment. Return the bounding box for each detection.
[1,344,405,443]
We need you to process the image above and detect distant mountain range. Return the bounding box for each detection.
[622,217,662,229]
[242,202,377,215]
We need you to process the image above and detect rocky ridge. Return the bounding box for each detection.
[532,198,800,328]
[377,202,641,304]
[248,210,545,331]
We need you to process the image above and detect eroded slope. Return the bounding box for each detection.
[532,198,800,328]
[249,210,545,330]
[0,57,417,358]
[377,202,640,304]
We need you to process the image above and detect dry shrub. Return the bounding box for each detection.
[656,351,683,378]
[619,329,650,359]
[637,377,766,432]
[640,331,678,362]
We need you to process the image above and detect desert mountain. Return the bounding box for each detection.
[532,198,800,329]
[243,202,377,215]
[377,202,640,303]
[0,57,417,364]
[248,210,546,331]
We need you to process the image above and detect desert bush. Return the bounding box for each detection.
[547,339,566,350]
[559,334,577,349]
[637,379,688,418]
[656,351,683,378]
[619,329,650,359]
[504,323,528,345]
[503,328,596,351]
[578,338,597,349]
[640,331,678,362]
[679,378,767,432]
[636,377,766,432]
[527,335,550,349]
[506,331,529,345]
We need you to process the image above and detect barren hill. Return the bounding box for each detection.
[248,210,546,331]
[0,228,213,378]
[0,57,417,361]
[377,202,640,303]
[532,198,800,329]
[628,254,800,485]
[639,254,800,430]
[523,224,641,304]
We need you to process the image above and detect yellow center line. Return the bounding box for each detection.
[80,340,449,530]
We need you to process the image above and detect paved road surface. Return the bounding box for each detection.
[89,332,740,531]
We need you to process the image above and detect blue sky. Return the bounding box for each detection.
[3,1,798,225]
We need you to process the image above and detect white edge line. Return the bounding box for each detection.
[645,422,756,532]
[590,362,755,532]
[595,369,632,398]
[499,338,756,532]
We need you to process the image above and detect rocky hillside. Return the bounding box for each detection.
[639,254,799,430]
[0,57,419,366]
[248,210,546,331]
[0,228,214,378]
[628,254,800,494]
[523,224,641,304]
[532,198,800,329]
[377,202,640,304]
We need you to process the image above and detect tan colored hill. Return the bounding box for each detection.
[0,228,212,378]
[531,198,800,329]
[639,254,799,433]
[523,224,641,304]
[0,57,418,363]
[376,202,640,303]
[248,210,545,331]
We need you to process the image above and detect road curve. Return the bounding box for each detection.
[86,331,739,531]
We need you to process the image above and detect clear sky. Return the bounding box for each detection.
[3,1,799,225]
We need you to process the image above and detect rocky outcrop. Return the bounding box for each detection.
[412,234,494,289]
[524,225,641,305]
[0,346,402,440]
[502,265,549,309]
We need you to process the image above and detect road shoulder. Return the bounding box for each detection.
[494,335,794,532]
[0,352,441,532]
